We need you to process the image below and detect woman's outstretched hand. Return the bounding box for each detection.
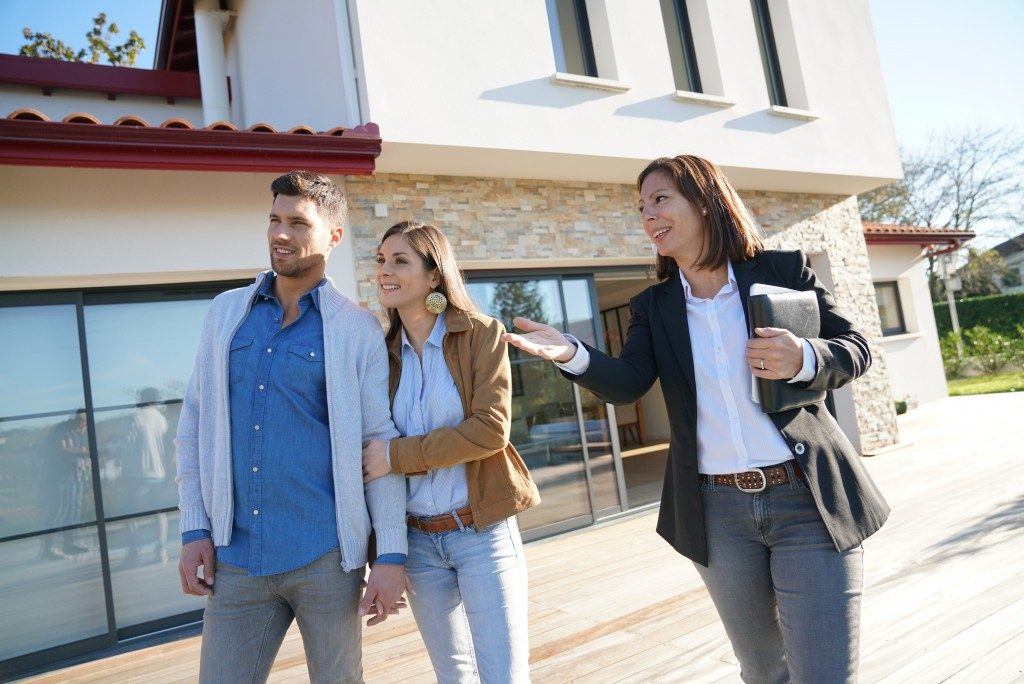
[502,317,578,363]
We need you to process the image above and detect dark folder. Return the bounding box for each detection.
[748,290,826,413]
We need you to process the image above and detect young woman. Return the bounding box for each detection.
[362,220,540,683]
[504,155,889,683]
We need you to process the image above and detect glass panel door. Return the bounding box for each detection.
[562,278,623,518]
[469,279,592,535]
[468,274,623,536]
[83,296,210,631]
[0,300,109,661]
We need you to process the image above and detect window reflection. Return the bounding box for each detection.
[0,529,108,661]
[0,413,98,540]
[0,305,85,418]
[107,511,205,629]
[94,399,179,519]
[84,299,210,410]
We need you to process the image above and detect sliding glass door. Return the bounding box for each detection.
[467,274,624,538]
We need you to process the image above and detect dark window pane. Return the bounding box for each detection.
[660,0,702,92]
[874,282,906,336]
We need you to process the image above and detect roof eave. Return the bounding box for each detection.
[0,119,381,174]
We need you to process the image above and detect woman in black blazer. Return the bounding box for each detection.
[505,155,889,683]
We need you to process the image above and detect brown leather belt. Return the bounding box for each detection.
[700,461,804,493]
[407,505,474,533]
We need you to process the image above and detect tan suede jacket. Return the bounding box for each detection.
[387,309,541,528]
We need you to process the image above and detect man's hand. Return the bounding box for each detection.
[359,564,412,626]
[746,327,804,380]
[362,440,390,483]
[179,538,216,596]
[502,317,577,363]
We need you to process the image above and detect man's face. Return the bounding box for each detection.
[267,195,342,278]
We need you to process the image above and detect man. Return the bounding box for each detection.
[123,387,169,565]
[176,171,407,683]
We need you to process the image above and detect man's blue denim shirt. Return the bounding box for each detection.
[182,275,404,572]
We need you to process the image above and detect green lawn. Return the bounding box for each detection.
[947,371,1024,396]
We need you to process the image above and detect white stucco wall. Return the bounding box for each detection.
[0,166,360,301]
[346,0,901,192]
[866,244,948,404]
[224,0,360,131]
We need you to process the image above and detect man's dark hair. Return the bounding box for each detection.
[270,171,347,227]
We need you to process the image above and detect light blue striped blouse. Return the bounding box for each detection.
[393,312,470,517]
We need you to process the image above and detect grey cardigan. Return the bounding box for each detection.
[175,272,405,571]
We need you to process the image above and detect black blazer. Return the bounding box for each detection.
[567,250,890,565]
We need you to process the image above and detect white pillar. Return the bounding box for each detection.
[193,0,231,126]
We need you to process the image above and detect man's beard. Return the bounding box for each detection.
[271,252,325,278]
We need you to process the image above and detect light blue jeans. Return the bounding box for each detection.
[406,516,530,683]
[694,462,863,684]
[199,549,363,684]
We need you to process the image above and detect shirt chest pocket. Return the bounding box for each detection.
[229,335,254,385]
[282,340,325,393]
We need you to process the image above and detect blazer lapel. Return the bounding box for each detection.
[731,257,761,325]
[655,275,697,396]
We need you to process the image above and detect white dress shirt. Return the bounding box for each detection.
[558,264,815,474]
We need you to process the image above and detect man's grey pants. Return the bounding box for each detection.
[199,549,363,684]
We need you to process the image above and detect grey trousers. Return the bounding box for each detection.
[199,549,363,684]
[694,463,864,684]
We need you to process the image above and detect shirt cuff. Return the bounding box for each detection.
[788,340,817,384]
[181,528,211,546]
[374,553,407,566]
[553,335,591,375]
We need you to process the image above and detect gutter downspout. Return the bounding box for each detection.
[194,0,232,126]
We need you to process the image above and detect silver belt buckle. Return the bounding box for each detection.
[736,467,767,493]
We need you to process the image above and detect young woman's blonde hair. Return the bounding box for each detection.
[378,221,477,344]
[637,155,765,280]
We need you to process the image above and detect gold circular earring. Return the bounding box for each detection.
[425,290,448,314]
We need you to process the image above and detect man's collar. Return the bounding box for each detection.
[254,273,326,311]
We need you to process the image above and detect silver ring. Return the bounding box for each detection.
[760,358,765,370]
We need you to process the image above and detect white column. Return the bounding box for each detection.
[193,0,231,126]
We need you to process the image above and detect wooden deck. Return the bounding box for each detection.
[23,393,1024,683]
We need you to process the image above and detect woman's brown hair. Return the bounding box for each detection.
[637,155,765,280]
[378,221,477,344]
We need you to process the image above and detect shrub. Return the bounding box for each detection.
[963,326,1015,374]
[939,331,966,377]
[933,292,1024,338]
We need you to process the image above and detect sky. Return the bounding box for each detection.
[867,0,1024,153]
[0,0,161,68]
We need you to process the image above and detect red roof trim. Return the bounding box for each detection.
[0,54,201,100]
[862,221,974,247]
[0,118,382,174]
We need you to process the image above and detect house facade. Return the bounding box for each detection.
[0,0,903,673]
[863,222,975,406]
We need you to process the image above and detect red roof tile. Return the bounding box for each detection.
[0,110,382,174]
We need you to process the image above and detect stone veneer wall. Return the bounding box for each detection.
[344,173,898,450]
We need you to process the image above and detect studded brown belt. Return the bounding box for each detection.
[699,461,804,493]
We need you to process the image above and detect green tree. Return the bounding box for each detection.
[20,13,145,67]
